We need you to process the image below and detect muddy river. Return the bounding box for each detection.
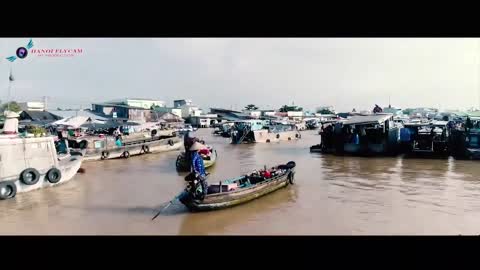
[1,129,480,235]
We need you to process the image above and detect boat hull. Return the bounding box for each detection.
[309,144,323,153]
[253,130,301,143]
[81,138,183,161]
[1,155,83,196]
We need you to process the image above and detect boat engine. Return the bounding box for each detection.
[184,172,207,200]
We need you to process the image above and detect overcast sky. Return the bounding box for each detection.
[0,38,479,112]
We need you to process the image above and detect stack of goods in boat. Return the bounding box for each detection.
[176,161,296,212]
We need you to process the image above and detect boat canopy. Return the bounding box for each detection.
[50,116,94,128]
[343,114,393,126]
[403,120,449,128]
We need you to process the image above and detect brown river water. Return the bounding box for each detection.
[1,128,480,235]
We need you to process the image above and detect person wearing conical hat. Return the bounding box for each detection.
[190,141,208,198]
[3,111,20,135]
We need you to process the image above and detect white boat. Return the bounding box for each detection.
[231,120,302,144]
[0,134,83,200]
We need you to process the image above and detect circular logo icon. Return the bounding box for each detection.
[16,47,28,59]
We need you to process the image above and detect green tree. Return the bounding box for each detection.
[279,105,303,112]
[279,105,289,112]
[244,104,259,111]
[403,108,414,115]
[317,108,334,114]
[0,101,22,112]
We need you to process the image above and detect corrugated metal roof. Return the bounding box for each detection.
[404,120,448,127]
[91,103,149,110]
[50,110,109,121]
[20,110,62,122]
[343,114,392,125]
[50,116,92,128]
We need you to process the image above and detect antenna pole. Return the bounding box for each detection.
[43,96,48,111]
[7,66,12,112]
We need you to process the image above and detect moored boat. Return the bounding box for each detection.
[0,134,83,200]
[320,114,400,156]
[449,128,480,160]
[178,161,296,211]
[230,120,301,144]
[68,129,182,161]
[400,121,450,158]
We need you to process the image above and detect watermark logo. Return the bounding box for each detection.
[6,39,34,62]
[5,39,84,61]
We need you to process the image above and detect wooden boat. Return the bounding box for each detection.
[449,128,480,160]
[400,121,450,158]
[178,161,296,212]
[175,147,218,171]
[68,130,182,161]
[231,120,301,144]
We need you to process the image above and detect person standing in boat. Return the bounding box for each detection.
[466,116,473,133]
[184,131,199,164]
[190,142,208,198]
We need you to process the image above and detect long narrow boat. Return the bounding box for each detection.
[175,147,218,171]
[68,131,182,161]
[178,161,296,212]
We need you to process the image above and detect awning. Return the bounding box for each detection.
[343,114,393,125]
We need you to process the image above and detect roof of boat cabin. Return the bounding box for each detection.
[403,120,449,127]
[343,114,393,125]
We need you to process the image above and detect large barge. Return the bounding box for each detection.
[316,114,400,156]
[230,120,301,144]
[67,129,182,161]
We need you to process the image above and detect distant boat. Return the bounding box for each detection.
[230,120,301,144]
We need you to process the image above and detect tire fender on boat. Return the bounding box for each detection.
[0,181,17,200]
[296,133,300,139]
[168,139,174,146]
[142,145,150,153]
[101,151,109,160]
[276,134,280,139]
[46,168,62,184]
[123,151,130,158]
[266,139,270,143]
[20,168,40,185]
